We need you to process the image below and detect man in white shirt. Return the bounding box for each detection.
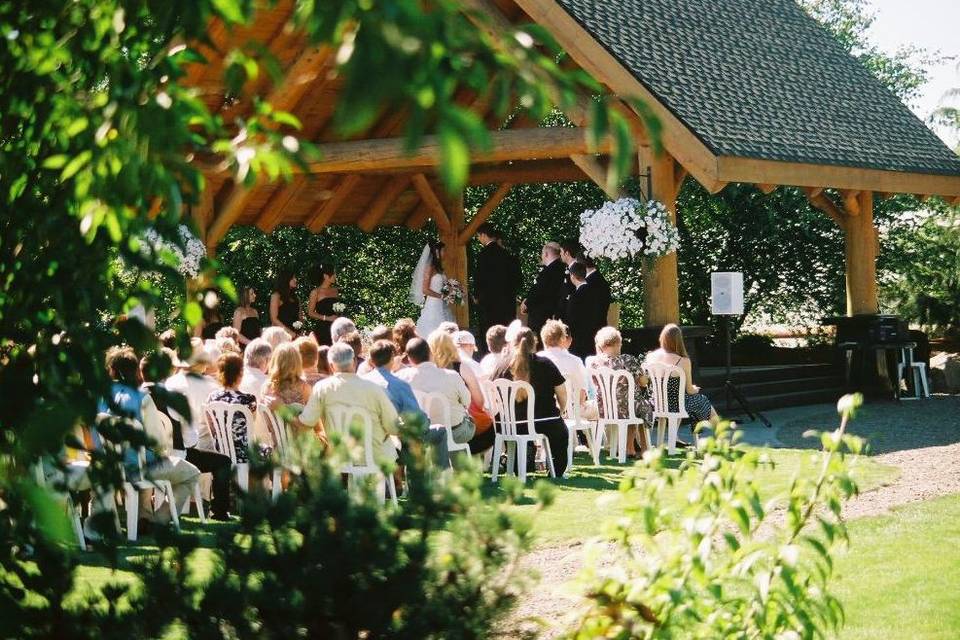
[538,319,597,419]
[396,338,475,468]
[454,330,484,380]
[296,342,400,463]
[238,338,272,402]
[164,339,220,451]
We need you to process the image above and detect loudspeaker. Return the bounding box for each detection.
[711,272,744,316]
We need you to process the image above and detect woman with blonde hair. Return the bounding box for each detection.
[492,326,569,476]
[261,342,311,407]
[427,329,495,453]
[644,323,719,428]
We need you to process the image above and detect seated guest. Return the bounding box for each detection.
[216,336,241,356]
[261,326,291,351]
[427,330,486,417]
[142,350,233,520]
[396,338,476,467]
[238,338,272,402]
[539,320,597,419]
[645,323,720,428]
[296,336,326,385]
[262,342,311,407]
[362,340,427,423]
[480,325,507,378]
[294,343,398,459]
[339,330,367,373]
[587,326,651,458]
[454,330,483,379]
[330,316,357,343]
[159,329,177,350]
[369,324,392,343]
[165,338,220,451]
[103,346,201,528]
[317,345,331,378]
[438,321,459,335]
[215,326,241,344]
[392,318,418,370]
[492,327,569,476]
[206,352,258,464]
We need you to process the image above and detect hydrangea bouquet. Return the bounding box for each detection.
[579,197,680,261]
[441,279,465,305]
[141,224,206,277]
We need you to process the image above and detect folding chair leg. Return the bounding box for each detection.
[161,482,181,531]
[542,438,556,478]
[271,468,282,502]
[617,424,628,464]
[67,497,86,551]
[236,463,250,493]
[566,430,576,474]
[124,485,138,542]
[491,437,504,483]
[657,418,666,448]
[516,443,527,484]
[666,418,680,455]
[505,441,516,477]
[586,427,600,466]
[193,481,206,523]
[385,474,398,506]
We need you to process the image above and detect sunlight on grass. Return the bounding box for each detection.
[836,493,960,640]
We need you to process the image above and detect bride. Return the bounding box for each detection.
[411,240,455,336]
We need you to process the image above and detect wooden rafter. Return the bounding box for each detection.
[358,176,412,232]
[841,190,861,216]
[307,174,362,232]
[458,182,514,243]
[207,179,259,249]
[411,174,451,232]
[570,154,621,199]
[757,183,776,194]
[804,188,846,229]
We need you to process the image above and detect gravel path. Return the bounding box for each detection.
[501,396,960,636]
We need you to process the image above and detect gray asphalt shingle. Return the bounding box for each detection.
[555,0,960,176]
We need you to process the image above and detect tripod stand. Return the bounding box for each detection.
[722,316,772,429]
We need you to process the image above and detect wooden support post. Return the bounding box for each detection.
[640,149,681,326]
[440,193,470,328]
[844,191,878,315]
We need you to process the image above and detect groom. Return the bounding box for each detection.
[472,223,521,348]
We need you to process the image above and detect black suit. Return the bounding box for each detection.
[474,241,521,340]
[586,270,612,328]
[525,259,567,336]
[566,283,597,360]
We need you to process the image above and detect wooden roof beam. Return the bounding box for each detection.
[305,127,610,174]
[757,183,777,194]
[206,179,260,249]
[358,176,412,232]
[805,188,846,229]
[841,190,861,216]
[459,183,514,244]
[411,174,452,232]
[307,174,361,232]
[570,154,621,199]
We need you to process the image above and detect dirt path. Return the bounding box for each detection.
[503,396,960,636]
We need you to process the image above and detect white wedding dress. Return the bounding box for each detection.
[416,272,455,336]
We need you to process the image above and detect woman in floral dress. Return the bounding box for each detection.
[206,352,258,462]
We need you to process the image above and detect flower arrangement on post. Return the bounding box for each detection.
[141,224,206,277]
[579,198,680,261]
[441,279,465,305]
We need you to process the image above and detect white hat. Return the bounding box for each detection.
[505,319,524,344]
[454,330,476,346]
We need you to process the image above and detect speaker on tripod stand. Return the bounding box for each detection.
[711,272,771,428]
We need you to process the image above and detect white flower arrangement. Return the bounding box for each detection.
[579,198,680,261]
[332,302,346,314]
[292,321,304,331]
[141,224,206,277]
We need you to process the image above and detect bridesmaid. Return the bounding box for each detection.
[270,270,302,338]
[232,286,262,347]
[307,264,341,346]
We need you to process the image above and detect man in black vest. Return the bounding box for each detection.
[558,238,582,318]
[521,241,567,337]
[472,223,521,348]
[580,253,612,329]
[566,262,598,360]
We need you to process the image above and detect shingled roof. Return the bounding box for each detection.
[554,0,960,177]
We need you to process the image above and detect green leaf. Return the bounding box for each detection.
[65,117,89,138]
[42,155,68,169]
[184,301,202,327]
[61,150,92,181]
[438,126,469,192]
[211,0,246,23]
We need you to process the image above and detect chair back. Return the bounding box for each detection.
[325,405,377,471]
[590,367,637,422]
[642,361,688,419]
[415,391,454,428]
[563,380,584,423]
[488,379,536,437]
[259,404,291,459]
[95,412,146,481]
[479,378,499,418]
[204,401,254,464]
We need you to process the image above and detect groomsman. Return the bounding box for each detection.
[566,262,598,360]
[472,223,522,347]
[521,242,567,336]
[558,238,582,316]
[580,254,612,328]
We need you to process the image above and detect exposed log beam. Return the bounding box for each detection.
[411,173,451,232]
[570,154,621,198]
[207,179,259,249]
[304,128,609,174]
[405,206,431,230]
[805,188,846,229]
[358,176,412,232]
[757,183,777,194]
[805,186,824,198]
[458,183,514,244]
[952,195,960,208]
[257,178,311,232]
[307,174,362,232]
[706,180,728,194]
[675,164,689,186]
[841,190,862,216]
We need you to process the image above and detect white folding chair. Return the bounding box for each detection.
[34,459,87,550]
[326,405,397,505]
[203,401,254,492]
[488,379,556,484]
[897,346,931,399]
[159,411,205,522]
[562,380,600,472]
[642,362,688,454]
[590,367,647,463]
[258,404,291,501]
[414,391,471,468]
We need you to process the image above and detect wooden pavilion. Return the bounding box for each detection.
[185,0,960,330]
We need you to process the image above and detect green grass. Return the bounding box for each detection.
[836,493,960,640]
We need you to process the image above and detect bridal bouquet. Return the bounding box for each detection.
[579,197,680,261]
[441,279,465,305]
[141,224,206,277]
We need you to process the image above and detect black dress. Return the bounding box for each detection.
[276,295,300,331]
[493,354,568,476]
[239,314,262,343]
[201,320,225,340]
[312,296,341,346]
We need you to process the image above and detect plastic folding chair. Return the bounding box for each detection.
[160,411,205,522]
[642,362,688,454]
[33,459,87,550]
[259,404,291,501]
[562,380,600,472]
[326,405,397,505]
[203,401,254,492]
[590,367,647,463]
[414,391,472,468]
[487,379,556,484]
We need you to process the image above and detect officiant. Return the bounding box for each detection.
[521,241,567,336]
[472,223,522,346]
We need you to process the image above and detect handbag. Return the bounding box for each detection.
[468,400,493,434]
